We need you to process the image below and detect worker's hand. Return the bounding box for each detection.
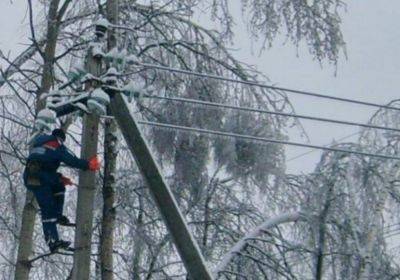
[88,155,101,171]
[61,175,74,186]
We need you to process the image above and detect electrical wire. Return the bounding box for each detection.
[138,121,400,161]
[128,62,400,112]
[144,95,400,133]
[287,131,361,162]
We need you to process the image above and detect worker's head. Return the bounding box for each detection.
[52,128,66,143]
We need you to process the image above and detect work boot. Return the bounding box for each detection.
[49,240,71,253]
[57,215,72,226]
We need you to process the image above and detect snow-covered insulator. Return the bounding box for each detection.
[86,88,110,116]
[94,17,110,38]
[81,73,100,84]
[116,49,127,65]
[126,54,139,65]
[122,81,146,102]
[34,119,52,132]
[87,99,107,116]
[48,89,63,105]
[37,108,57,123]
[68,63,86,83]
[145,85,155,94]
[102,67,119,85]
[73,102,90,114]
[104,47,118,62]
[91,88,110,105]
[91,42,105,59]
[35,108,57,131]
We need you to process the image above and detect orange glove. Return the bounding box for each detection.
[88,155,101,171]
[61,175,74,186]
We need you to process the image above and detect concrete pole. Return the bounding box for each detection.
[109,92,213,280]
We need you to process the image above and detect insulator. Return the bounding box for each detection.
[102,67,119,86]
[87,99,107,115]
[37,108,57,124]
[34,119,52,131]
[94,18,109,38]
[91,88,110,105]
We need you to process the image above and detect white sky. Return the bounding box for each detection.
[229,1,400,174]
[1,1,399,174]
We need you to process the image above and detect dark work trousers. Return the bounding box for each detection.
[52,182,66,218]
[24,176,66,243]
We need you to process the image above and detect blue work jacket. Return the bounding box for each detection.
[24,134,88,186]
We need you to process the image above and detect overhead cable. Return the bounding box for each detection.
[128,62,400,112]
[287,131,361,162]
[144,95,400,133]
[138,121,400,161]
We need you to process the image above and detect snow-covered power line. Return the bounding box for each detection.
[138,121,400,161]
[128,62,400,112]
[144,95,400,133]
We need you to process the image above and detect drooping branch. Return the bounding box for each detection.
[215,211,306,276]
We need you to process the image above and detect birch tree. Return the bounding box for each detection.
[100,0,119,279]
[15,1,74,279]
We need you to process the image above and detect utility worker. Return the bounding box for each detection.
[23,128,101,252]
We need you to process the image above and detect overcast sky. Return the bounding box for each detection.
[229,1,400,174]
[1,1,399,174]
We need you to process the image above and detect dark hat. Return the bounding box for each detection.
[52,128,66,142]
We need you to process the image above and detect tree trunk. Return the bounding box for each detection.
[15,1,62,279]
[100,1,118,279]
[14,192,36,280]
[358,169,388,279]
[132,191,144,280]
[100,119,118,280]
[315,181,335,280]
[100,118,118,280]
[71,46,102,280]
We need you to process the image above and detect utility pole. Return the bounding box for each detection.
[50,9,213,278]
[109,92,214,280]
[71,41,102,280]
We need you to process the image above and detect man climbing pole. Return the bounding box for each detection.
[23,128,101,252]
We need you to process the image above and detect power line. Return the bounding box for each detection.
[287,131,361,162]
[138,121,400,161]
[144,95,400,133]
[384,231,400,240]
[384,223,400,230]
[128,62,400,112]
